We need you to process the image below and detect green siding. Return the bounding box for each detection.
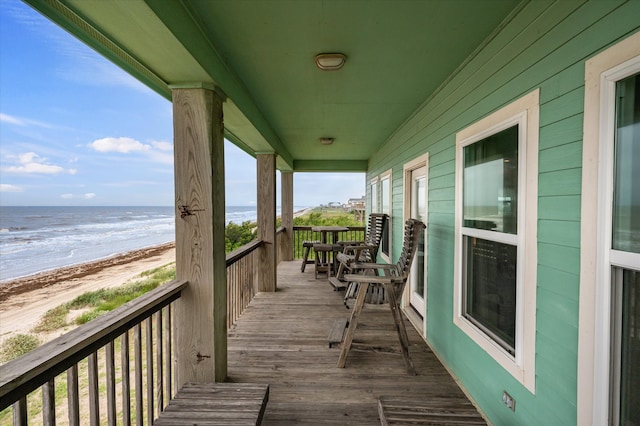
[367,0,640,424]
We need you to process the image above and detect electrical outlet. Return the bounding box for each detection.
[502,391,516,411]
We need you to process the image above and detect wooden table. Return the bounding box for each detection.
[311,226,348,276]
[311,225,348,244]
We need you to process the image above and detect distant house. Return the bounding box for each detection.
[346,197,365,211]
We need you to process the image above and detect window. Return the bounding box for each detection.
[578,32,640,426]
[454,90,539,391]
[463,125,519,354]
[380,170,392,262]
[370,177,378,214]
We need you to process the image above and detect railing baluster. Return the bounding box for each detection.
[42,378,55,425]
[67,364,80,426]
[106,341,116,425]
[156,309,164,412]
[146,317,154,423]
[165,305,174,401]
[134,323,143,426]
[12,397,27,426]
[121,331,131,426]
[0,280,186,422]
[88,352,100,426]
[165,305,173,400]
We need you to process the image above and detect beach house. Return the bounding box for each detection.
[1,1,638,424]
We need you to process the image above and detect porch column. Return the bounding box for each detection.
[257,153,277,292]
[281,171,294,261]
[172,86,227,385]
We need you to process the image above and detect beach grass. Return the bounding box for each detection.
[0,333,40,362]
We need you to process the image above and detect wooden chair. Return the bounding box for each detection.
[328,213,388,290]
[300,239,320,272]
[336,218,426,375]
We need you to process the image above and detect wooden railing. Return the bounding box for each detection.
[292,226,366,259]
[0,279,186,425]
[226,239,263,328]
[0,226,336,424]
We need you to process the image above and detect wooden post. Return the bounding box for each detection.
[257,154,276,292]
[172,87,227,384]
[281,171,294,261]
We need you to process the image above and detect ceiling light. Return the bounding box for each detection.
[315,53,346,71]
[320,137,334,145]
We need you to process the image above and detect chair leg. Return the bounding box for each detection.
[385,284,416,375]
[337,282,369,368]
[301,245,311,272]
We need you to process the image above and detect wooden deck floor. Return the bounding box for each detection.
[226,261,485,425]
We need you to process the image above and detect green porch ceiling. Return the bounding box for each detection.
[24,0,521,172]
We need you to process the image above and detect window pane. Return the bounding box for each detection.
[464,126,518,234]
[620,268,639,425]
[381,177,390,256]
[464,236,517,352]
[613,73,640,253]
[370,182,378,212]
[381,177,390,214]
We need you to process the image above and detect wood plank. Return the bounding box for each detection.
[328,318,348,348]
[106,341,116,425]
[88,352,99,426]
[328,277,347,290]
[378,396,486,425]
[120,331,131,426]
[154,382,269,426]
[224,261,484,425]
[42,379,55,425]
[66,365,80,426]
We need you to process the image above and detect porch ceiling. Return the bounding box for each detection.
[25,0,520,172]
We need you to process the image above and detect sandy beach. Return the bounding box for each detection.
[0,243,176,343]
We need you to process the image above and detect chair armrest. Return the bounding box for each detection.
[352,262,395,270]
[342,244,376,253]
[338,240,364,247]
[343,273,403,285]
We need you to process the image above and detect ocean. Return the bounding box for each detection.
[0,205,279,282]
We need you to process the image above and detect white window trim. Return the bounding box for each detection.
[577,31,640,426]
[402,152,429,336]
[453,89,539,393]
[380,169,393,263]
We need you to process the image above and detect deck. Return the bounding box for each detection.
[226,261,485,425]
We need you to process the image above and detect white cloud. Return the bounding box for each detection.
[89,137,174,164]
[2,152,76,175]
[84,193,96,199]
[0,112,53,128]
[89,137,151,153]
[61,193,74,199]
[0,184,23,192]
[151,141,173,151]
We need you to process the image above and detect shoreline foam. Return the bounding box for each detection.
[0,242,175,302]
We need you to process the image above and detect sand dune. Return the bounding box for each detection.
[0,244,175,343]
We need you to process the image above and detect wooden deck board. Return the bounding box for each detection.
[227,261,485,425]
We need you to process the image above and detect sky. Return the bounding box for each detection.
[0,0,365,207]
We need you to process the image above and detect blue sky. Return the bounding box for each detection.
[0,0,365,207]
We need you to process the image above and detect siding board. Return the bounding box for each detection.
[538,168,582,196]
[538,195,581,221]
[538,242,580,275]
[539,140,582,173]
[538,219,580,248]
[537,265,580,300]
[540,87,584,126]
[365,1,640,424]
